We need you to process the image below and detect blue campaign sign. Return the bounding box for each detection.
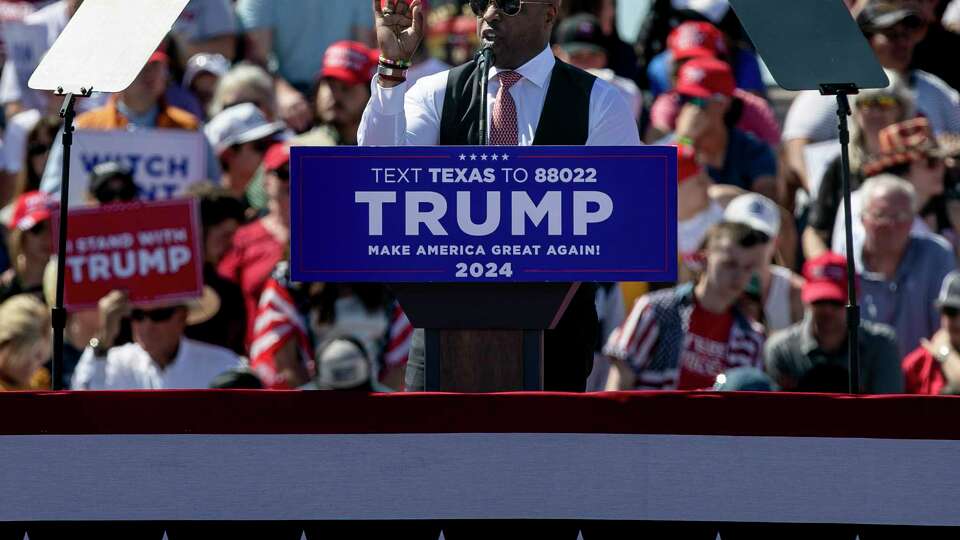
[291,146,677,283]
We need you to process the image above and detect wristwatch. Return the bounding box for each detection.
[88,337,109,359]
[936,344,952,364]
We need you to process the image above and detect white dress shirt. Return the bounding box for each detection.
[358,46,641,147]
[72,337,243,390]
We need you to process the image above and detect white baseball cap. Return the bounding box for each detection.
[723,193,780,238]
[182,52,230,88]
[315,338,370,390]
[204,103,286,155]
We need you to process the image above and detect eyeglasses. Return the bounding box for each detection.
[862,209,913,225]
[943,306,960,318]
[856,95,899,110]
[470,0,554,17]
[131,307,178,323]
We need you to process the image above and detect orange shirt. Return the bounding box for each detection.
[76,96,200,131]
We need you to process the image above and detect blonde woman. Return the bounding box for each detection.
[0,294,51,390]
[803,71,917,258]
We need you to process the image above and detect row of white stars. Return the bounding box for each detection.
[458,153,510,161]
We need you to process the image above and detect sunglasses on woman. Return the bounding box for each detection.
[856,95,899,110]
[470,0,554,17]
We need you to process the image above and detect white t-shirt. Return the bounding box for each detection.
[679,201,725,256]
[72,337,243,390]
[783,70,960,142]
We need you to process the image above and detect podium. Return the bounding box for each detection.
[290,145,677,392]
[392,282,578,391]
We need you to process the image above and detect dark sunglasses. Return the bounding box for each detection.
[27,221,49,236]
[739,229,771,248]
[470,0,554,17]
[943,306,960,318]
[131,307,178,323]
[95,186,138,205]
[273,167,290,182]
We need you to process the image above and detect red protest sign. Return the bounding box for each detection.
[55,199,204,310]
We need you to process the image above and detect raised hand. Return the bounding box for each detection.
[373,0,425,63]
[97,290,131,350]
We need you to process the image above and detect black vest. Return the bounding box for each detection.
[437,57,600,392]
[438,58,596,146]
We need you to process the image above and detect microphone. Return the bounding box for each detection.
[478,41,495,65]
[477,41,495,145]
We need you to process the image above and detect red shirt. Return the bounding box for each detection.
[676,302,735,390]
[218,220,285,345]
[902,346,947,395]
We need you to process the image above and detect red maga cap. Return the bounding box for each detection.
[802,252,854,304]
[675,56,735,99]
[11,190,52,231]
[668,21,727,61]
[320,41,378,86]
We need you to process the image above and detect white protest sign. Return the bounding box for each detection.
[1,21,47,88]
[68,128,207,205]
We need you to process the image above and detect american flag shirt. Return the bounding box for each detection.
[603,284,765,390]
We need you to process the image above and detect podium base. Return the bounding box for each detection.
[425,329,543,392]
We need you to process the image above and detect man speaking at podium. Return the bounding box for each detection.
[358,0,641,392]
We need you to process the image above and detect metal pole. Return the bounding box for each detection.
[836,92,861,395]
[52,91,76,390]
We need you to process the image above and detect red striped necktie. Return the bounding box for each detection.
[490,70,522,146]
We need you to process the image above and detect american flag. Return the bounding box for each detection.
[249,277,313,389]
[383,303,413,371]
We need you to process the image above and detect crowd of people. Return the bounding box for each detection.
[0,0,959,399]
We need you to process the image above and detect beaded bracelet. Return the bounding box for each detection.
[379,56,412,69]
